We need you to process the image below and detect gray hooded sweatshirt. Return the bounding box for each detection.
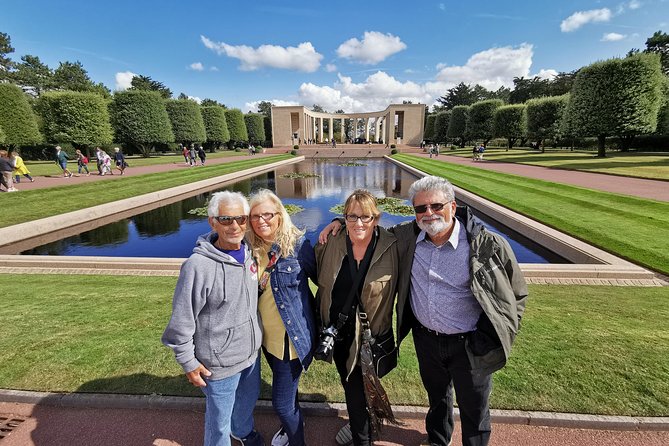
[162,231,262,380]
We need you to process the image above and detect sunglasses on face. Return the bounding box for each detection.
[413,202,447,214]
[213,215,248,226]
[250,212,277,222]
[344,214,375,223]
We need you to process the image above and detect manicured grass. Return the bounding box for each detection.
[446,148,669,180]
[393,154,669,275]
[22,151,245,177]
[1,274,668,416]
[0,155,292,228]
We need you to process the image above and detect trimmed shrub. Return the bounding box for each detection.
[36,91,113,150]
[567,53,663,156]
[0,83,42,147]
[434,111,451,143]
[290,149,298,155]
[423,114,436,140]
[493,104,527,150]
[110,90,173,157]
[390,144,396,149]
[390,148,398,154]
[447,105,469,147]
[201,105,230,151]
[526,95,568,152]
[165,99,206,145]
[224,109,248,148]
[244,113,265,144]
[0,124,5,144]
[293,145,299,150]
[263,116,273,146]
[468,99,504,145]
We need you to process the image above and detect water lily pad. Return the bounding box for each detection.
[279,172,321,179]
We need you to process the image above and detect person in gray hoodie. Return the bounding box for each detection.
[162,190,264,446]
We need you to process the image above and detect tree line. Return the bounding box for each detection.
[0,31,272,158]
[425,31,669,157]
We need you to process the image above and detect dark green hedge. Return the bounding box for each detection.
[244,113,265,144]
[201,106,230,146]
[224,109,248,143]
[165,99,206,144]
[0,83,42,146]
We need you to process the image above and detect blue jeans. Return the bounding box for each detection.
[201,356,261,446]
[264,350,305,446]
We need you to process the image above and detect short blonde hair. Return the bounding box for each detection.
[247,189,304,258]
[343,189,381,220]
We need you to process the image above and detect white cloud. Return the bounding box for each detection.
[628,0,642,10]
[439,3,445,11]
[601,32,626,41]
[210,66,219,72]
[561,8,612,32]
[535,69,558,79]
[435,62,448,70]
[114,71,136,91]
[336,31,407,64]
[433,43,534,90]
[325,63,337,72]
[189,62,204,71]
[201,35,322,72]
[244,99,300,113]
[189,96,202,104]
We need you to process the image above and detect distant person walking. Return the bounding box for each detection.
[113,147,127,175]
[54,146,73,178]
[100,151,113,176]
[11,151,34,183]
[198,145,207,166]
[95,147,105,174]
[189,144,197,166]
[0,150,17,192]
[181,144,189,164]
[75,149,90,176]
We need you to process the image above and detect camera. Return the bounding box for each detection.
[313,326,338,361]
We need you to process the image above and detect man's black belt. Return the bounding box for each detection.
[415,323,469,339]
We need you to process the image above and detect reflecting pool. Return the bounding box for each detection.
[23,159,567,263]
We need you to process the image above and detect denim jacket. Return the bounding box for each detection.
[269,236,318,370]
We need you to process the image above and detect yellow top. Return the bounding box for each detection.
[12,155,30,175]
[257,244,298,361]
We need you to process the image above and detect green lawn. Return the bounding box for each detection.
[0,155,291,228]
[1,274,667,416]
[393,154,669,276]
[22,151,245,177]
[445,148,669,180]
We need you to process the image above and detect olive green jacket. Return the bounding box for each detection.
[392,206,528,375]
[315,228,398,377]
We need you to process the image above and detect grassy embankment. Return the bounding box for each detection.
[445,147,669,181]
[0,155,292,228]
[1,274,667,416]
[392,154,669,276]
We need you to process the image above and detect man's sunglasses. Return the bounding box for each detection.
[213,215,248,226]
[413,202,447,214]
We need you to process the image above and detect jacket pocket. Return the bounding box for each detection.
[213,319,255,367]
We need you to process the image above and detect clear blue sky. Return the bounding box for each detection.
[2,0,667,112]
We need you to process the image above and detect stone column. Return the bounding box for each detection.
[329,118,334,142]
[340,118,345,143]
[312,117,316,144]
[351,117,356,142]
[319,117,324,142]
[365,118,370,142]
[375,117,381,143]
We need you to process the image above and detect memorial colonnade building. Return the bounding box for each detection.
[270,103,425,147]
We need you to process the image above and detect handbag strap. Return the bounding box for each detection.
[334,228,378,331]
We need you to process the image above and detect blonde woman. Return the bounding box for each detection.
[247,189,317,446]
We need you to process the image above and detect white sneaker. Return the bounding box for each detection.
[271,426,289,446]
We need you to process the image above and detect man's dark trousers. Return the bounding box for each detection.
[413,326,492,446]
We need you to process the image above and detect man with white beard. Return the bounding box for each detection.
[321,175,528,446]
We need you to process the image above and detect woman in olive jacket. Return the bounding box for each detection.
[315,189,399,446]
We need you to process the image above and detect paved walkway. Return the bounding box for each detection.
[2,401,668,446]
[413,153,669,202]
[5,153,276,192]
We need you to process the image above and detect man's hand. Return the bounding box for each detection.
[318,220,343,244]
[186,364,212,387]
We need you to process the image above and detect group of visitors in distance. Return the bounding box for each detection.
[162,175,528,446]
[0,149,34,192]
[54,145,128,178]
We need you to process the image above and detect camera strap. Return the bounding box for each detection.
[334,228,378,331]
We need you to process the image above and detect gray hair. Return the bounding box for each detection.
[207,191,249,216]
[408,176,455,204]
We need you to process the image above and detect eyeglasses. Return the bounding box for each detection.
[213,215,248,226]
[413,202,447,214]
[344,214,375,223]
[250,212,277,222]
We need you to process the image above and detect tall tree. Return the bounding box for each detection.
[493,104,527,150]
[0,31,15,76]
[201,98,226,108]
[224,109,248,148]
[244,113,265,144]
[423,114,436,141]
[467,99,504,145]
[256,101,274,118]
[311,104,325,113]
[509,76,552,104]
[437,83,477,109]
[129,75,172,99]
[548,71,578,96]
[526,95,568,152]
[446,105,469,147]
[201,106,229,151]
[165,99,206,146]
[433,111,451,143]
[644,30,669,75]
[567,53,663,156]
[12,55,53,95]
